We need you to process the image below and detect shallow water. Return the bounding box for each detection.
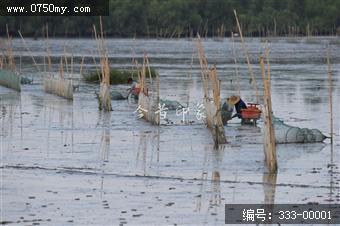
[1,37,340,225]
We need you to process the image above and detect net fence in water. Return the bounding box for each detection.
[0,69,21,91]
[273,117,326,143]
[43,77,73,100]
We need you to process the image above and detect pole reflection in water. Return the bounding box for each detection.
[261,172,277,225]
[99,111,111,196]
[0,92,20,154]
[328,143,335,203]
[135,127,160,176]
[43,98,74,156]
[262,172,277,205]
[100,112,111,162]
[195,146,208,212]
[195,144,225,219]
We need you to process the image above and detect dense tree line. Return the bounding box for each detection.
[1,0,339,38]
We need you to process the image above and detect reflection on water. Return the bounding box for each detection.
[196,145,225,218]
[262,172,277,225]
[42,97,74,156]
[0,92,21,154]
[1,37,339,224]
[99,112,111,162]
[328,143,339,203]
[98,111,111,196]
[262,172,277,204]
[135,128,160,176]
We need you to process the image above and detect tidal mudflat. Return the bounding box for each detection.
[1,37,340,225]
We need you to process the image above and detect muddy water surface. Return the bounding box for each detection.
[1,37,340,225]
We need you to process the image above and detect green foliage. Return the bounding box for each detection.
[2,0,340,37]
[83,68,157,84]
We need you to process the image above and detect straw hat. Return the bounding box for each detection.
[227,95,240,105]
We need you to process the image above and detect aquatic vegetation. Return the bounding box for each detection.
[83,68,157,84]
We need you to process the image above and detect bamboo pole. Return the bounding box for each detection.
[18,30,40,72]
[63,45,69,74]
[93,25,104,82]
[233,10,259,103]
[80,56,85,76]
[6,25,15,71]
[327,48,334,211]
[326,47,333,146]
[145,54,153,84]
[90,50,101,83]
[43,53,46,74]
[70,48,74,78]
[260,55,277,173]
[196,34,209,98]
[59,57,64,79]
[186,53,194,107]
[44,24,52,72]
[96,16,111,111]
[231,32,241,96]
[19,39,22,74]
[196,36,226,145]
[156,71,160,125]
[265,44,275,154]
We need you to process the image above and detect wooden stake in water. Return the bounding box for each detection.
[18,30,40,72]
[260,53,277,173]
[233,9,259,103]
[80,56,85,76]
[6,24,15,71]
[327,47,333,146]
[231,32,241,96]
[45,24,52,72]
[95,16,111,111]
[196,35,227,145]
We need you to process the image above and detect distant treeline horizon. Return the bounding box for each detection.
[1,0,339,38]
